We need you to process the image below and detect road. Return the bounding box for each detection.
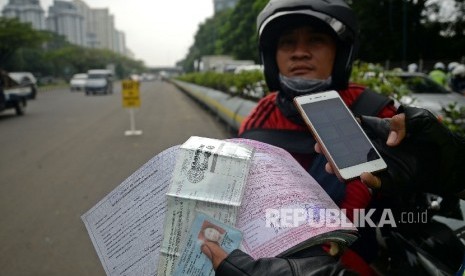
[0,80,232,275]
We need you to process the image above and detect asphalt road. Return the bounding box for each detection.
[0,80,232,275]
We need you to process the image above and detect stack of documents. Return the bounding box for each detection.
[82,136,358,276]
[159,136,254,275]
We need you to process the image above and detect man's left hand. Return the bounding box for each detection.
[314,113,406,189]
[201,241,228,270]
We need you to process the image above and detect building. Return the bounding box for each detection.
[1,0,46,30]
[46,0,85,46]
[72,2,130,57]
[72,0,92,47]
[213,0,238,13]
[89,8,116,51]
[1,0,132,59]
[72,0,120,52]
[114,30,127,56]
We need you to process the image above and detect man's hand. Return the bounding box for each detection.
[314,113,406,189]
[201,241,228,270]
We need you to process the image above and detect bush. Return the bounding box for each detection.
[350,61,410,102]
[177,70,267,100]
[441,102,465,136]
[177,62,465,134]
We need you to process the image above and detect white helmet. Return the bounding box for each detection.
[408,63,418,73]
[452,64,465,77]
[448,61,460,72]
[434,62,445,70]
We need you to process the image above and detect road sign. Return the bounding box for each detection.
[122,80,142,135]
[122,80,141,108]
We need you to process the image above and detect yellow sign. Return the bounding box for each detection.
[122,80,141,108]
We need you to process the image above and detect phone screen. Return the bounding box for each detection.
[301,97,380,169]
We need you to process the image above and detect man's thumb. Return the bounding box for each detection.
[201,243,213,260]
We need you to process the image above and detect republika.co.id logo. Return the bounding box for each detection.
[265,208,428,228]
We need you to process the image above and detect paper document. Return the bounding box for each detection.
[230,138,357,258]
[167,136,254,206]
[81,146,178,276]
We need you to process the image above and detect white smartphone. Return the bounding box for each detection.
[294,90,387,180]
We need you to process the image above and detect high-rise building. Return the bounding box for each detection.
[213,0,238,13]
[72,0,92,47]
[46,0,85,46]
[1,0,132,58]
[89,8,115,51]
[114,30,126,56]
[72,1,129,57]
[1,0,46,30]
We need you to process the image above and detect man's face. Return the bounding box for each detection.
[276,25,336,80]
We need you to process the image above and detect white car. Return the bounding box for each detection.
[85,69,113,95]
[387,72,465,117]
[70,73,88,92]
[8,72,38,99]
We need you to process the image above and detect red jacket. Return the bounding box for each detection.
[239,84,397,220]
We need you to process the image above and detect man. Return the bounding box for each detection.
[196,0,465,272]
[237,0,396,273]
[239,0,395,208]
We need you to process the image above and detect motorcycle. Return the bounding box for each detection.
[373,193,465,275]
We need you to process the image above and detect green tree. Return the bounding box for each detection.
[1,17,145,79]
[0,17,50,67]
[181,0,465,70]
[45,46,145,79]
[350,0,426,63]
[423,0,465,38]
[178,0,268,72]
[218,0,268,61]
[178,9,232,72]
[350,0,465,64]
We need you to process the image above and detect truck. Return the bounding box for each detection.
[85,69,114,95]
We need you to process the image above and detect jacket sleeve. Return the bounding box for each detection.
[215,250,354,276]
[402,106,465,195]
[360,106,465,196]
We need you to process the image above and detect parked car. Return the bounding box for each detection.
[70,73,88,91]
[386,72,465,117]
[85,69,113,95]
[8,72,38,99]
[1,71,28,116]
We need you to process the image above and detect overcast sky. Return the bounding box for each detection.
[0,0,214,67]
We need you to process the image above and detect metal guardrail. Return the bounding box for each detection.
[171,79,257,132]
